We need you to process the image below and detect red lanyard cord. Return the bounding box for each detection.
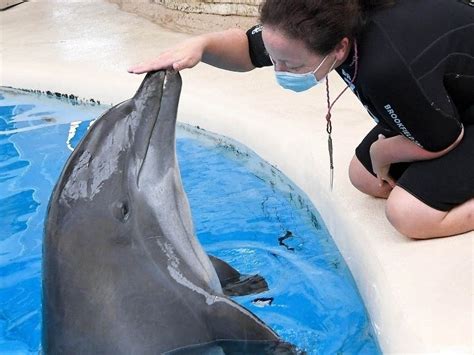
[325,40,359,190]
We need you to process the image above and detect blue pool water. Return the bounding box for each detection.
[0,88,381,354]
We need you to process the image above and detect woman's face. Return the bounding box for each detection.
[262,25,347,80]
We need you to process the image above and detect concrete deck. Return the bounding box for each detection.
[1,1,472,353]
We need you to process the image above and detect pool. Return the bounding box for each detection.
[0,87,381,354]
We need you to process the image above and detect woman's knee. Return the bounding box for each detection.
[385,187,447,239]
[385,191,413,237]
[348,155,372,192]
[349,155,362,188]
[348,155,391,198]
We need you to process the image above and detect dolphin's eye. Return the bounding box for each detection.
[121,203,129,218]
[113,201,130,222]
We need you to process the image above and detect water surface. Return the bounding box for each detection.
[0,88,380,354]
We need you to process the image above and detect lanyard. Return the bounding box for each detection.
[324,40,359,190]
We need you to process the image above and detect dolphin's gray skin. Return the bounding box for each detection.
[43,70,297,354]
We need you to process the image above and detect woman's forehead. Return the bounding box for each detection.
[262,26,319,62]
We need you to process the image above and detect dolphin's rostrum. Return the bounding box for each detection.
[43,70,299,354]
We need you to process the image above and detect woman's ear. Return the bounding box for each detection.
[334,37,350,62]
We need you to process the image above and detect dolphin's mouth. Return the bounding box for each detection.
[136,97,162,184]
[135,70,169,186]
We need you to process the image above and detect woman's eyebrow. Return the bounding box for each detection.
[287,63,304,68]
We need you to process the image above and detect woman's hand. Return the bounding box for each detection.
[369,127,464,190]
[370,134,396,188]
[128,36,208,74]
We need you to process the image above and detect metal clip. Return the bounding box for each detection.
[328,133,334,190]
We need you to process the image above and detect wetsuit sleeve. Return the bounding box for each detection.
[364,34,463,152]
[246,25,273,68]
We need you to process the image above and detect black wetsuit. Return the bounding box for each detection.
[246,0,474,211]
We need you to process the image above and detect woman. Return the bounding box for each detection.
[129,0,474,239]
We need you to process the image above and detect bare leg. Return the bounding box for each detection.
[348,155,392,198]
[348,155,474,239]
[386,187,474,239]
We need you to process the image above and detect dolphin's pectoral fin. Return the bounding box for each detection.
[204,299,301,353]
[221,274,269,297]
[208,255,269,296]
[164,340,302,355]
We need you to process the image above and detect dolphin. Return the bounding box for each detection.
[43,70,298,354]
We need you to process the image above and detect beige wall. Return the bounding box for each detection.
[0,0,24,10]
[107,0,263,33]
[155,0,262,16]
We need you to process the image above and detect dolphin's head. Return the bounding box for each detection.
[43,70,296,354]
[46,70,221,293]
[49,70,177,230]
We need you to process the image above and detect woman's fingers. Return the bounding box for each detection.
[376,166,396,188]
[128,56,174,74]
[128,57,194,74]
[172,56,196,71]
[127,63,155,74]
[385,176,396,188]
[377,175,385,188]
[128,37,206,74]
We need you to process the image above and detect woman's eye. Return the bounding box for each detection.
[289,66,304,72]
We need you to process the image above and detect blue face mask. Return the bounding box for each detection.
[274,55,333,92]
